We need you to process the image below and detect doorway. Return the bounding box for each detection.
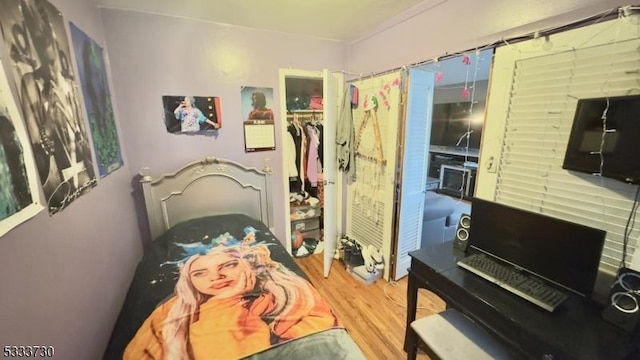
[391,49,494,280]
[279,68,343,278]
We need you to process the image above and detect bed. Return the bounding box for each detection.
[103,157,365,359]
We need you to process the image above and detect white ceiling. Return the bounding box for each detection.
[91,0,438,42]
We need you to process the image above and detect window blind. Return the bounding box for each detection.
[494,37,640,274]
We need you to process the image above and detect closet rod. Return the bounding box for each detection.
[287,114,323,123]
[286,113,320,117]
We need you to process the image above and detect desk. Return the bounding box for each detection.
[404,241,640,360]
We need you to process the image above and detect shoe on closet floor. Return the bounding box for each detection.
[368,245,384,270]
[314,241,324,254]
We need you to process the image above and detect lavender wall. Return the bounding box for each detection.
[347,0,626,74]
[100,9,346,245]
[0,1,142,359]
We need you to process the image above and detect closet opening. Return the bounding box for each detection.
[283,76,326,259]
[279,68,343,278]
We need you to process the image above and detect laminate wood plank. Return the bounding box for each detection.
[295,254,446,359]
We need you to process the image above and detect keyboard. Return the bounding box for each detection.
[457,253,569,312]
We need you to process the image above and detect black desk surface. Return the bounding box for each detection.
[408,241,640,360]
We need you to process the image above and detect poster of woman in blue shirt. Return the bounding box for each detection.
[163,95,222,133]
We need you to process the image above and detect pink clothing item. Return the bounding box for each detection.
[306,125,320,187]
[309,96,323,110]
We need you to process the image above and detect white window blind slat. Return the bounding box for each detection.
[516,59,640,82]
[512,79,640,102]
[516,42,640,72]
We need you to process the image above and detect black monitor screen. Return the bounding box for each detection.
[431,102,484,149]
[563,95,640,184]
[469,198,605,297]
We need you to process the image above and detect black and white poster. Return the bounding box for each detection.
[0,65,43,236]
[0,0,97,215]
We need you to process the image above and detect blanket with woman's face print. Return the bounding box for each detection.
[104,214,342,359]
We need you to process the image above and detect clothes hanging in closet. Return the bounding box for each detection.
[306,124,320,187]
[284,130,298,178]
[287,114,324,195]
[316,122,324,170]
[336,87,355,176]
[287,119,303,193]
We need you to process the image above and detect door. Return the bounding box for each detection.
[322,69,344,277]
[392,68,435,280]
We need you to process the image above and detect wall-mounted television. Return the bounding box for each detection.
[563,95,640,184]
[431,101,484,149]
[469,198,606,297]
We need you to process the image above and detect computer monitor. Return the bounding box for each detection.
[469,198,606,297]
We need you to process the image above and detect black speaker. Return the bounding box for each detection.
[453,213,471,251]
[602,267,640,333]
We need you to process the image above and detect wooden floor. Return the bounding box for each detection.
[295,254,446,360]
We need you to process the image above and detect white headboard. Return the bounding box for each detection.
[140,157,274,241]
